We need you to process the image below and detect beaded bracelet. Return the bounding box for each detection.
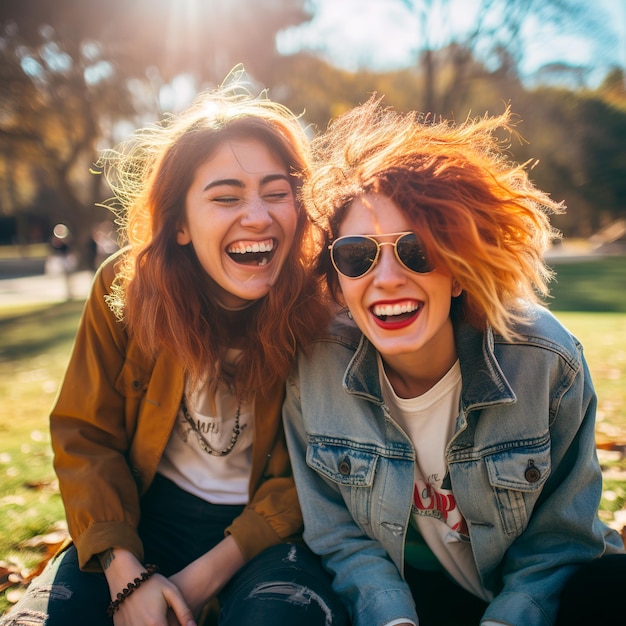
[106,564,158,617]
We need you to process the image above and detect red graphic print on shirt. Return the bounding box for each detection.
[413,479,468,535]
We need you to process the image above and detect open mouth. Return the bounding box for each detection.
[227,238,276,267]
[371,300,420,323]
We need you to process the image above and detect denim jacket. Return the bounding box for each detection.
[283,306,623,626]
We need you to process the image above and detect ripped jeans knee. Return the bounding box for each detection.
[218,543,349,626]
[0,546,110,626]
[244,579,336,624]
[0,576,72,626]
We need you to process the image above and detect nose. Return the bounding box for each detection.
[240,197,273,230]
[372,245,406,288]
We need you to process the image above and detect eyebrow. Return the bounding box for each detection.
[203,173,291,192]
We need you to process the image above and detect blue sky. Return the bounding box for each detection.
[277,0,626,85]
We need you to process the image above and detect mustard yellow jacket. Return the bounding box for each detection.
[50,252,302,571]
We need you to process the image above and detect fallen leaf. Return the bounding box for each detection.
[18,530,69,550]
[6,588,25,604]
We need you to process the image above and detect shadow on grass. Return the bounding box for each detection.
[0,300,85,361]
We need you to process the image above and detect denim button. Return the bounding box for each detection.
[339,457,351,475]
[525,461,541,483]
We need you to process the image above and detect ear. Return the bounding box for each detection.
[176,225,191,245]
[451,279,463,298]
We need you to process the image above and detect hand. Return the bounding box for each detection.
[99,547,196,626]
[169,535,246,616]
[112,573,196,626]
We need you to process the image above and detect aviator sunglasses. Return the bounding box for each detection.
[329,231,434,279]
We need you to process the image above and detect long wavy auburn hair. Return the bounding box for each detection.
[304,97,564,340]
[100,78,330,396]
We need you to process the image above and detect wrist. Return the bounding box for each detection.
[99,548,147,596]
[106,563,159,617]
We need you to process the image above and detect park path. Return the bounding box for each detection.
[0,270,93,307]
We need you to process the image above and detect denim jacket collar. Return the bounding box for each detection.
[342,320,516,414]
[342,333,384,404]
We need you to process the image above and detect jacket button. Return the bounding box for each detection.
[525,461,541,483]
[131,380,141,390]
[339,457,351,475]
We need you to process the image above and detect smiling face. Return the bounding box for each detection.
[177,138,298,309]
[336,193,459,387]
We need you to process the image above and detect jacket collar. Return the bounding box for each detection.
[455,321,516,411]
[342,320,516,411]
[343,332,385,404]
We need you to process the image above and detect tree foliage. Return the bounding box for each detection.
[0,0,311,255]
[0,0,624,249]
[0,1,138,249]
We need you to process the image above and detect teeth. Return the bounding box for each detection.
[228,239,274,254]
[372,302,419,317]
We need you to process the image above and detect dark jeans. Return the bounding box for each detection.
[405,565,489,626]
[555,553,626,625]
[0,475,348,626]
[219,543,348,625]
[405,553,626,626]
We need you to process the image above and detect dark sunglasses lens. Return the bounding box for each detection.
[397,233,433,273]
[332,237,378,277]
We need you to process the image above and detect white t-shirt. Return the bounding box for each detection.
[379,355,493,603]
[158,379,253,505]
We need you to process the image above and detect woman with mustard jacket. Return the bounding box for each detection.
[1,73,346,626]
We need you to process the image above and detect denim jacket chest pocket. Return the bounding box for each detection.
[483,437,551,536]
[307,437,379,526]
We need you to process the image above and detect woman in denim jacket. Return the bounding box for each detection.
[283,97,625,626]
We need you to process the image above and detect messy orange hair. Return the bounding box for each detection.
[305,96,564,340]
[99,71,330,396]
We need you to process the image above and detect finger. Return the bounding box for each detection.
[166,607,182,626]
[163,589,197,626]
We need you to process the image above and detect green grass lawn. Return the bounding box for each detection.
[0,301,84,612]
[548,256,626,313]
[0,257,625,613]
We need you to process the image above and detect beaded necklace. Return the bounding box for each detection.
[180,395,242,457]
